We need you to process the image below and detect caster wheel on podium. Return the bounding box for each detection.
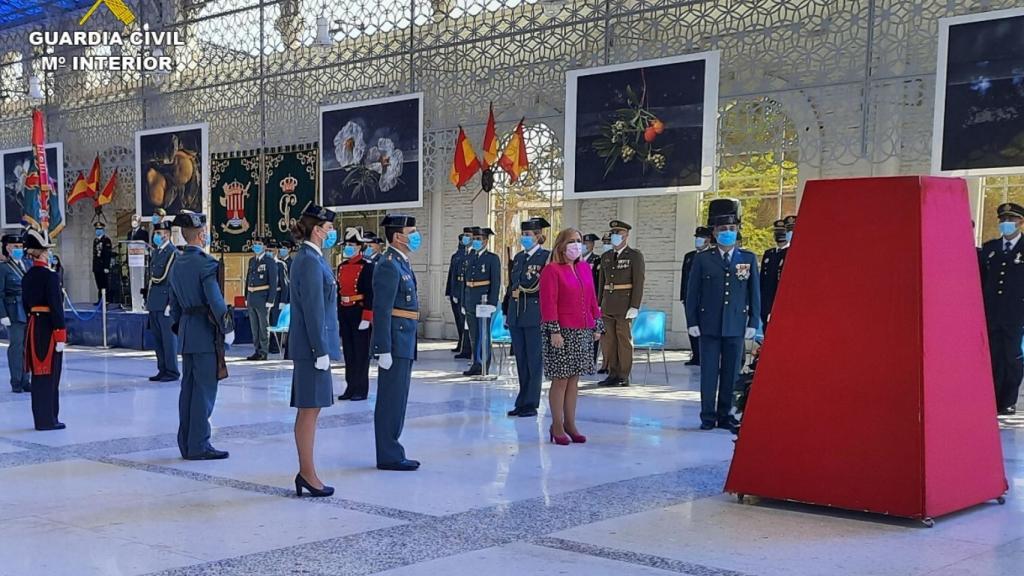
[997,496,1006,505]
[922,518,935,528]
[736,494,746,504]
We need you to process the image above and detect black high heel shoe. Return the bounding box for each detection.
[295,473,335,498]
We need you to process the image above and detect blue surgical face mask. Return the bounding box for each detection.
[407,231,422,252]
[461,235,471,246]
[322,229,338,250]
[472,239,483,251]
[151,215,161,225]
[95,229,104,238]
[12,248,24,260]
[1000,221,1018,237]
[203,232,211,248]
[602,243,612,252]
[785,231,793,243]
[695,237,706,249]
[253,244,264,254]
[343,245,356,258]
[362,247,374,259]
[49,254,56,266]
[520,235,535,250]
[279,248,288,258]
[154,234,165,247]
[717,229,738,247]
[610,233,624,247]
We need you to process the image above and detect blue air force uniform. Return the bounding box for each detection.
[982,203,1024,414]
[504,218,550,415]
[446,228,474,357]
[245,241,279,359]
[269,240,291,328]
[463,228,501,375]
[147,223,180,381]
[168,212,232,460]
[685,200,760,429]
[372,217,419,468]
[289,224,341,409]
[0,236,30,392]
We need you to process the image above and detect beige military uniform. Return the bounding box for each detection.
[598,245,646,381]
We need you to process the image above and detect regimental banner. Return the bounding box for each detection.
[263,144,318,246]
[210,150,260,253]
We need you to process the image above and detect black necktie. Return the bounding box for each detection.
[722,251,730,265]
[1006,241,1012,254]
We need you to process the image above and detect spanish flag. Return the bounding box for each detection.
[481,103,499,170]
[499,118,529,183]
[449,126,481,189]
[68,155,100,204]
[97,169,117,206]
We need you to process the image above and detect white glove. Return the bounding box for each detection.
[744,327,756,340]
[452,297,459,304]
[688,326,701,338]
[224,331,235,346]
[358,320,370,331]
[0,317,9,327]
[104,269,109,274]
[378,352,393,370]
[266,302,274,309]
[55,342,66,352]
[163,305,170,317]
[315,354,330,371]
[625,307,639,320]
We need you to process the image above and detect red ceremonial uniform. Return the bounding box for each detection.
[336,254,375,399]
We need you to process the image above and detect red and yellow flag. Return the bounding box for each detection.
[499,118,529,183]
[97,169,117,206]
[67,172,92,205]
[449,126,481,189]
[481,103,498,170]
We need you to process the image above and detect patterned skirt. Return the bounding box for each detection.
[543,326,597,380]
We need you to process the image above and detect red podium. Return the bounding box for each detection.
[725,176,1007,523]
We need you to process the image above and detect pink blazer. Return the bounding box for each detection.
[540,260,602,329]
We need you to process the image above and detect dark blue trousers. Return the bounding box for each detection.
[149,311,179,378]
[178,352,218,458]
[6,320,29,389]
[699,335,743,425]
[511,325,543,411]
[374,356,412,465]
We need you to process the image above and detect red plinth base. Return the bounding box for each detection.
[725,176,1007,520]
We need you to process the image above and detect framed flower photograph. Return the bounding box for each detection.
[1,143,64,229]
[564,51,720,200]
[319,93,423,212]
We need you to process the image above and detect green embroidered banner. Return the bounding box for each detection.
[263,145,318,247]
[210,150,261,253]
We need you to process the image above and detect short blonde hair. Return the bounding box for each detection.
[550,227,583,265]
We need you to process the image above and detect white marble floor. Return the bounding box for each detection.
[0,340,1021,576]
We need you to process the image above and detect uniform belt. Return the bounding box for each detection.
[29,306,50,313]
[392,308,419,320]
[247,286,269,292]
[511,288,538,299]
[340,295,364,304]
[604,283,633,292]
[183,306,208,316]
[466,280,491,288]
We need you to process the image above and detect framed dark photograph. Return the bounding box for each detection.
[135,123,209,218]
[564,51,720,200]
[1,143,64,228]
[319,93,423,212]
[933,8,1024,176]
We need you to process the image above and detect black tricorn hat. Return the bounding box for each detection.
[22,227,52,250]
[344,226,367,243]
[173,211,207,229]
[521,217,550,231]
[477,227,495,237]
[998,203,1024,219]
[583,233,600,242]
[154,221,173,231]
[707,198,741,227]
[2,233,23,244]
[302,202,336,222]
[462,226,475,234]
[694,226,712,238]
[382,214,416,228]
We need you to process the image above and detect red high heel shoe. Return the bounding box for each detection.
[549,426,571,446]
[567,431,587,444]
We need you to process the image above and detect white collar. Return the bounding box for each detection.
[614,244,627,256]
[1004,234,1021,250]
[160,241,173,252]
[526,245,540,257]
[303,240,323,257]
[718,247,735,258]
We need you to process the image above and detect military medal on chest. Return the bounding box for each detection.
[735,263,751,280]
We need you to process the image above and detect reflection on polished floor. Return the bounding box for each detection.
[0,340,1021,576]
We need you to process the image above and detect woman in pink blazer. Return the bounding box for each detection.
[539,228,604,445]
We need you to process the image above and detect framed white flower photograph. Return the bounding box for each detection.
[319,93,423,212]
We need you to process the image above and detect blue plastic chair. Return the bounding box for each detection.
[631,309,668,384]
[267,303,291,359]
[490,308,513,375]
